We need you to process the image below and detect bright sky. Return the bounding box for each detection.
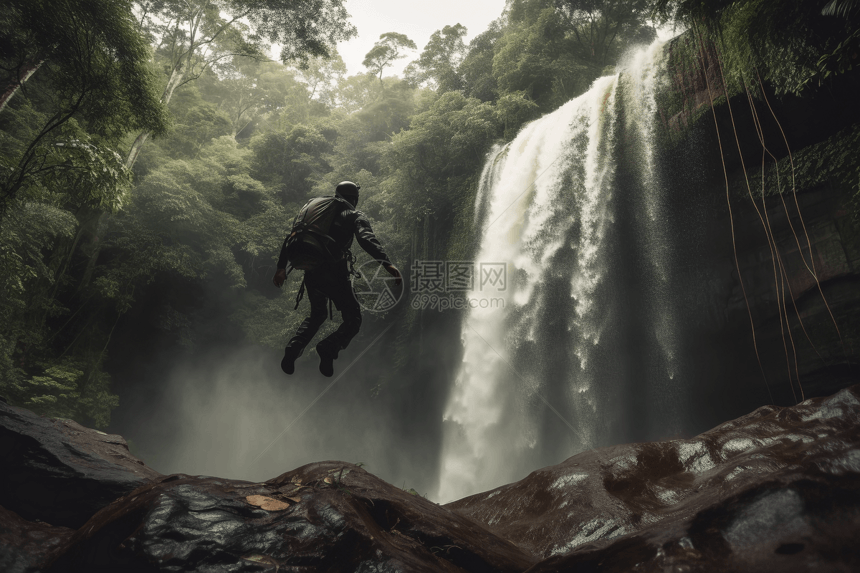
[337,0,509,76]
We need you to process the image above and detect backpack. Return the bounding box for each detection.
[283,196,346,271]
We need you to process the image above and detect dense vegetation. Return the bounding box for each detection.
[1,0,857,429]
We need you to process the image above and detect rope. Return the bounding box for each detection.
[755,71,848,360]
[693,23,774,403]
[742,79,799,402]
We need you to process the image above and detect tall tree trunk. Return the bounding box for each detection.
[125,64,186,170]
[0,59,45,113]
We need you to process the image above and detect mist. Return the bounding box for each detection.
[116,339,447,497]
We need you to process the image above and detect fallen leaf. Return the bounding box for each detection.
[324,477,333,484]
[246,495,291,511]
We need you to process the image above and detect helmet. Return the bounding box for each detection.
[335,181,360,197]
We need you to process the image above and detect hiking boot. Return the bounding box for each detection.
[281,345,304,375]
[316,340,339,377]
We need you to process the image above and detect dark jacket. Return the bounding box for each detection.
[277,196,390,270]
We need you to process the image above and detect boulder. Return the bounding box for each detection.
[0,400,161,528]
[45,462,535,572]
[525,475,860,572]
[5,386,860,571]
[0,505,73,573]
[447,385,860,570]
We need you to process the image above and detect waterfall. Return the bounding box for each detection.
[438,39,687,502]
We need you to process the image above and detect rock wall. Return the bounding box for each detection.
[653,37,860,414]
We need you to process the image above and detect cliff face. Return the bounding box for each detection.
[650,37,860,414]
[2,385,859,572]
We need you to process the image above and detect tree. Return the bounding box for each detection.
[493,4,592,110]
[491,0,656,110]
[362,32,417,90]
[406,24,468,92]
[295,49,348,108]
[0,0,161,115]
[250,124,332,200]
[80,0,356,287]
[128,0,357,169]
[551,0,656,66]
[460,20,505,102]
[335,73,382,113]
[0,0,167,215]
[382,91,501,218]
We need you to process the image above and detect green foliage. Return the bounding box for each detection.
[406,24,468,92]
[363,32,418,83]
[0,0,167,213]
[492,0,656,111]
[0,110,133,213]
[0,0,367,428]
[137,0,356,70]
[460,20,505,102]
[4,0,683,420]
[654,0,860,96]
[160,89,234,158]
[0,199,122,427]
[128,135,285,289]
[5,359,118,428]
[495,91,541,139]
[333,74,382,113]
[295,50,348,108]
[551,0,658,65]
[0,202,76,294]
[239,0,357,68]
[1,0,168,133]
[813,0,860,87]
[381,92,501,218]
[494,3,595,110]
[251,125,332,200]
[822,0,860,19]
[730,124,860,215]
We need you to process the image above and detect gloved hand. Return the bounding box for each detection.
[272,268,287,288]
[383,262,402,286]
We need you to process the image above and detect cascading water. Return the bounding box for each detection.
[438,39,690,502]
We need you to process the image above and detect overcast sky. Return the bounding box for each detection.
[336,0,509,76]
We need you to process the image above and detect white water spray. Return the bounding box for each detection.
[438,39,684,502]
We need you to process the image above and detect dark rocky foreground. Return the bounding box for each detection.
[448,385,860,571]
[1,386,859,572]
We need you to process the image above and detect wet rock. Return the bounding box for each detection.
[5,384,860,571]
[526,475,860,572]
[0,401,161,528]
[447,385,860,570]
[45,462,535,572]
[0,505,73,573]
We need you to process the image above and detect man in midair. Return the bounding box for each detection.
[272,181,402,377]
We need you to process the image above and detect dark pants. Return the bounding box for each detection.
[288,264,362,353]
